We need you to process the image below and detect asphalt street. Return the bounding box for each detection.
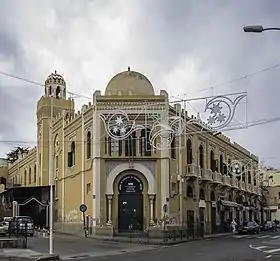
[77,231,280,261]
[3,231,280,260]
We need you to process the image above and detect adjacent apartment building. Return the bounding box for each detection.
[261,169,280,221]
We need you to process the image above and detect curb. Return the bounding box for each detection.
[34,255,60,261]
[53,230,232,246]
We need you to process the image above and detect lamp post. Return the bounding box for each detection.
[243,25,280,33]
[48,94,54,255]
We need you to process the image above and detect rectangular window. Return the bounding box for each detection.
[86,183,91,194]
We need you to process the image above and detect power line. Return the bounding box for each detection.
[0,114,280,147]
[0,70,91,100]
[172,63,280,98]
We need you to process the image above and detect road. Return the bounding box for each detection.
[78,231,280,261]
[2,231,280,260]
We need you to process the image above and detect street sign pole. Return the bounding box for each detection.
[79,204,88,238]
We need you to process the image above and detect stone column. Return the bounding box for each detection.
[107,195,113,225]
[149,194,155,226]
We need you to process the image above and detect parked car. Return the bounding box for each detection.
[0,217,12,235]
[238,221,260,234]
[274,220,280,228]
[2,217,12,233]
[263,221,277,232]
[9,216,34,237]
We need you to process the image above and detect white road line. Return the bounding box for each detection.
[254,246,270,250]
[234,235,250,238]
[270,235,280,239]
[258,235,271,238]
[265,248,280,254]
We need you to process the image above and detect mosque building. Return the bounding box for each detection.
[2,68,261,236]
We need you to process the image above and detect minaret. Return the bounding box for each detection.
[36,71,74,185]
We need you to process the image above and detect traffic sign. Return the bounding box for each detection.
[79,204,87,213]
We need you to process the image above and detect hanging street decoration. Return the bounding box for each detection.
[98,91,247,152]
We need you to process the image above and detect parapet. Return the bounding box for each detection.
[8,146,37,168]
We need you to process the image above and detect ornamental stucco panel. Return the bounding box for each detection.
[105,159,156,177]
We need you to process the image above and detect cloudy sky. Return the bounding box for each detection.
[0,0,279,168]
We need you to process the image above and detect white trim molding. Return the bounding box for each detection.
[106,162,156,195]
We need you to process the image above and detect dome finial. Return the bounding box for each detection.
[128,66,130,71]
[55,70,57,74]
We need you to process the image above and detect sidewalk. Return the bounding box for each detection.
[0,234,158,260]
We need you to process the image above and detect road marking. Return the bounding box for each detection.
[254,246,270,250]
[265,255,272,259]
[271,235,280,239]
[234,235,249,238]
[258,235,271,238]
[264,248,280,254]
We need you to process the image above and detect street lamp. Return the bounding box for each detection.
[243,25,280,33]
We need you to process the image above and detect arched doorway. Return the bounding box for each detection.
[118,175,144,232]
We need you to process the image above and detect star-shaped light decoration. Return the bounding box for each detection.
[217,113,226,123]
[112,126,119,134]
[207,115,216,125]
[120,127,126,134]
[115,116,123,126]
[210,103,222,116]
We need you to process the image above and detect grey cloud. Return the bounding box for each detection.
[0,0,279,168]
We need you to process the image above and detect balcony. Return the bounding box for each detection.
[212,171,222,183]
[230,177,238,188]
[222,175,230,186]
[201,169,212,180]
[184,164,199,178]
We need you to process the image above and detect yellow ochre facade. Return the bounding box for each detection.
[7,68,262,235]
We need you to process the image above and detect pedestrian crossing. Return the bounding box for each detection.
[232,234,280,239]
[250,244,280,255]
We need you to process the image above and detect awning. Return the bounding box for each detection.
[221,200,243,208]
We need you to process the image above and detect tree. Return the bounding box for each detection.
[6,147,29,164]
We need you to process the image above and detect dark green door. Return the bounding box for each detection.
[118,175,144,232]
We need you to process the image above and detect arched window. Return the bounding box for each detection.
[248,171,251,184]
[49,86,52,96]
[140,129,151,156]
[108,129,122,156]
[210,150,215,172]
[186,139,192,164]
[187,186,193,198]
[86,131,91,159]
[108,137,112,156]
[68,141,75,167]
[29,167,32,184]
[71,141,75,165]
[210,191,215,201]
[199,145,204,169]
[199,189,205,200]
[56,86,61,99]
[171,137,176,159]
[220,155,224,174]
[34,164,37,183]
[24,170,27,185]
[125,130,136,156]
